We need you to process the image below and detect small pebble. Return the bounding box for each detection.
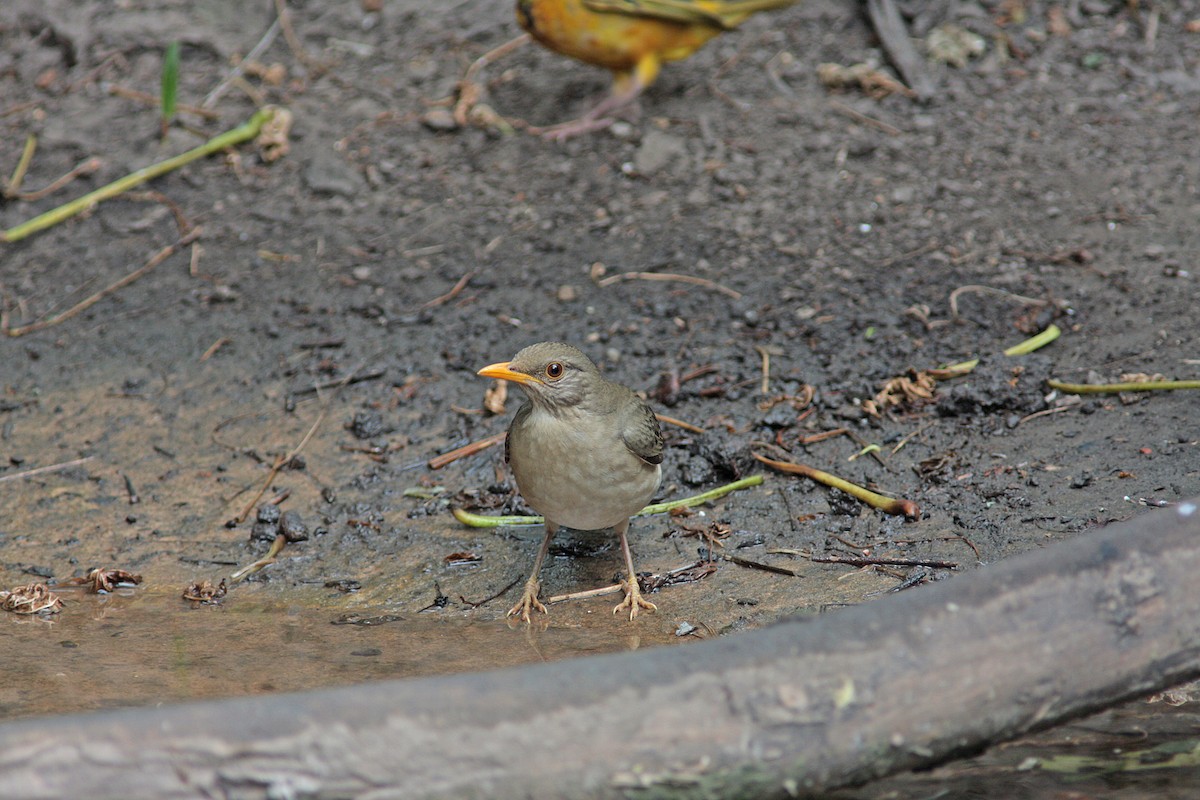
[420,109,458,132]
[351,411,385,439]
[279,510,310,542]
[256,504,281,524]
[250,521,279,543]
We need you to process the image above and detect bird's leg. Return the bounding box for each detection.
[531,88,638,141]
[533,58,657,142]
[508,520,557,623]
[612,517,656,620]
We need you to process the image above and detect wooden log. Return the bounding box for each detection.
[2,500,1199,799]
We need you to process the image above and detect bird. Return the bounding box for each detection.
[515,0,800,139]
[477,342,665,622]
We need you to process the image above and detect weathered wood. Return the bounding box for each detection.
[2,500,1199,799]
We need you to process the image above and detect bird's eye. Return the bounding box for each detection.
[545,362,564,380]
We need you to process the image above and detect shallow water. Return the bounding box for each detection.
[0,586,676,721]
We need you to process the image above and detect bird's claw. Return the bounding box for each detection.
[613,578,656,621]
[529,115,618,142]
[507,581,548,624]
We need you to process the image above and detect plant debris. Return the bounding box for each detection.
[57,568,143,593]
[1,583,64,614]
[182,579,227,604]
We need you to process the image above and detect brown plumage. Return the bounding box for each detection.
[478,342,663,621]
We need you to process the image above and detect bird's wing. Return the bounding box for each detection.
[506,402,532,464]
[583,0,795,30]
[622,399,665,466]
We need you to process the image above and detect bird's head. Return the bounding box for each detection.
[477,341,600,411]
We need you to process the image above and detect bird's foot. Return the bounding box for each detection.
[529,114,618,142]
[613,576,656,621]
[530,95,641,142]
[507,580,548,624]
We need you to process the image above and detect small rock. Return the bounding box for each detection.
[633,129,686,175]
[675,622,697,636]
[762,403,797,429]
[350,411,386,439]
[833,403,866,422]
[256,504,281,524]
[420,108,459,133]
[303,151,366,197]
[608,121,636,140]
[250,521,279,543]
[681,455,716,486]
[279,510,310,542]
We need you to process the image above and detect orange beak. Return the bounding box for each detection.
[477,361,536,385]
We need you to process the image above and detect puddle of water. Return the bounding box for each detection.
[0,587,677,721]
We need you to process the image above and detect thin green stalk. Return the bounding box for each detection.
[453,474,764,528]
[942,323,1061,373]
[2,106,276,243]
[635,474,763,516]
[161,41,181,136]
[452,509,543,528]
[1004,323,1061,355]
[1049,378,1200,395]
[3,134,37,198]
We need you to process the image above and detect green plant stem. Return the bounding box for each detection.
[3,134,37,198]
[942,323,1061,373]
[753,453,919,520]
[1048,378,1200,395]
[161,41,181,136]
[2,106,276,244]
[636,474,763,516]
[452,474,764,528]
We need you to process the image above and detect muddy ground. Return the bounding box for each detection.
[1,0,1198,795]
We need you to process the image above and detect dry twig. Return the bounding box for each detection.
[596,270,741,299]
[0,456,94,485]
[809,553,958,569]
[453,33,531,128]
[654,413,704,434]
[420,271,475,309]
[2,229,202,337]
[233,358,376,523]
[428,432,506,470]
[230,534,286,581]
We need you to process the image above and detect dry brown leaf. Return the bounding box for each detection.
[483,379,508,415]
[1,583,64,614]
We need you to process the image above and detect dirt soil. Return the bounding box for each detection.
[1,0,1198,795]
